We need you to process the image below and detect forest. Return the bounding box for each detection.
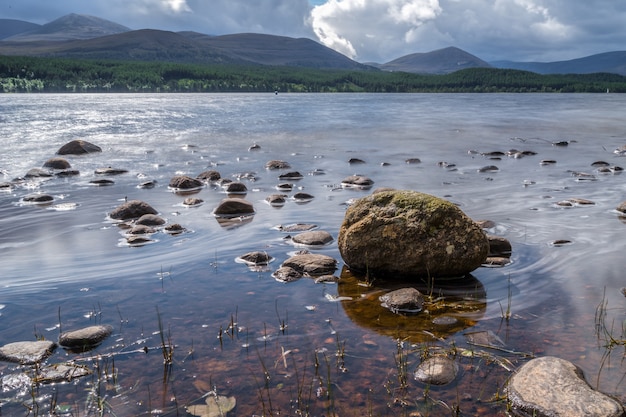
[1,55,625,93]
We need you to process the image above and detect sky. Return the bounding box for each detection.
[2,0,625,63]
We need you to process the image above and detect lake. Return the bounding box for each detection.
[0,93,625,416]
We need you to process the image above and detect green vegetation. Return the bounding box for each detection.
[1,55,625,93]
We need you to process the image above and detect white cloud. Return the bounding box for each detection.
[310,0,443,61]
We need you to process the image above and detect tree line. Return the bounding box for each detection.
[1,55,625,93]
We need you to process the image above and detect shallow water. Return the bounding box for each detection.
[0,93,625,416]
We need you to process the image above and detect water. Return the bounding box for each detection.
[0,93,625,416]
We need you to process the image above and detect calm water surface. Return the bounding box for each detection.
[0,93,625,416]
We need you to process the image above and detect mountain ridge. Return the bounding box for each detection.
[1,14,625,75]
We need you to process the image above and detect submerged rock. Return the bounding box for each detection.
[183,197,204,206]
[265,160,291,170]
[291,230,334,247]
[135,213,166,226]
[109,200,158,221]
[59,325,113,352]
[506,356,625,417]
[379,287,424,314]
[56,139,102,155]
[95,167,128,175]
[37,363,92,384]
[24,168,53,178]
[414,356,459,386]
[196,170,221,182]
[341,175,374,189]
[0,340,57,365]
[22,193,54,203]
[43,157,71,170]
[338,190,489,278]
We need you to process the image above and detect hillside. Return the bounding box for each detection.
[0,19,41,40]
[0,14,371,70]
[5,13,130,41]
[491,51,626,76]
[376,47,492,74]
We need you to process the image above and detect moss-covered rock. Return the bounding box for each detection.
[337,190,488,279]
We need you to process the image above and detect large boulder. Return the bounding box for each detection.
[56,140,102,155]
[506,356,625,417]
[337,190,489,278]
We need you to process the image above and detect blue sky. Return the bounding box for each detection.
[2,0,625,63]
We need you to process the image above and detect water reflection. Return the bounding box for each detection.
[338,266,486,342]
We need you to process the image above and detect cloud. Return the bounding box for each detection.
[310,0,442,61]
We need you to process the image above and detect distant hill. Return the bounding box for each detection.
[5,13,130,41]
[180,32,372,69]
[0,17,371,70]
[0,19,41,40]
[375,47,492,74]
[491,51,626,76]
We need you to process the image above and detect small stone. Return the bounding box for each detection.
[265,160,291,170]
[341,175,374,188]
[226,182,247,194]
[95,167,128,175]
[24,168,53,178]
[237,251,274,266]
[314,275,340,284]
[164,223,185,234]
[128,224,156,235]
[183,197,204,206]
[196,170,221,182]
[135,213,166,226]
[292,192,315,202]
[90,179,115,186]
[478,165,499,173]
[279,171,304,180]
[487,235,512,257]
[266,194,287,206]
[276,223,317,232]
[22,193,54,203]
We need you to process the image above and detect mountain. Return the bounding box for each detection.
[374,47,492,74]
[180,32,371,69]
[0,19,41,40]
[0,27,371,70]
[491,51,626,76]
[5,13,130,41]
